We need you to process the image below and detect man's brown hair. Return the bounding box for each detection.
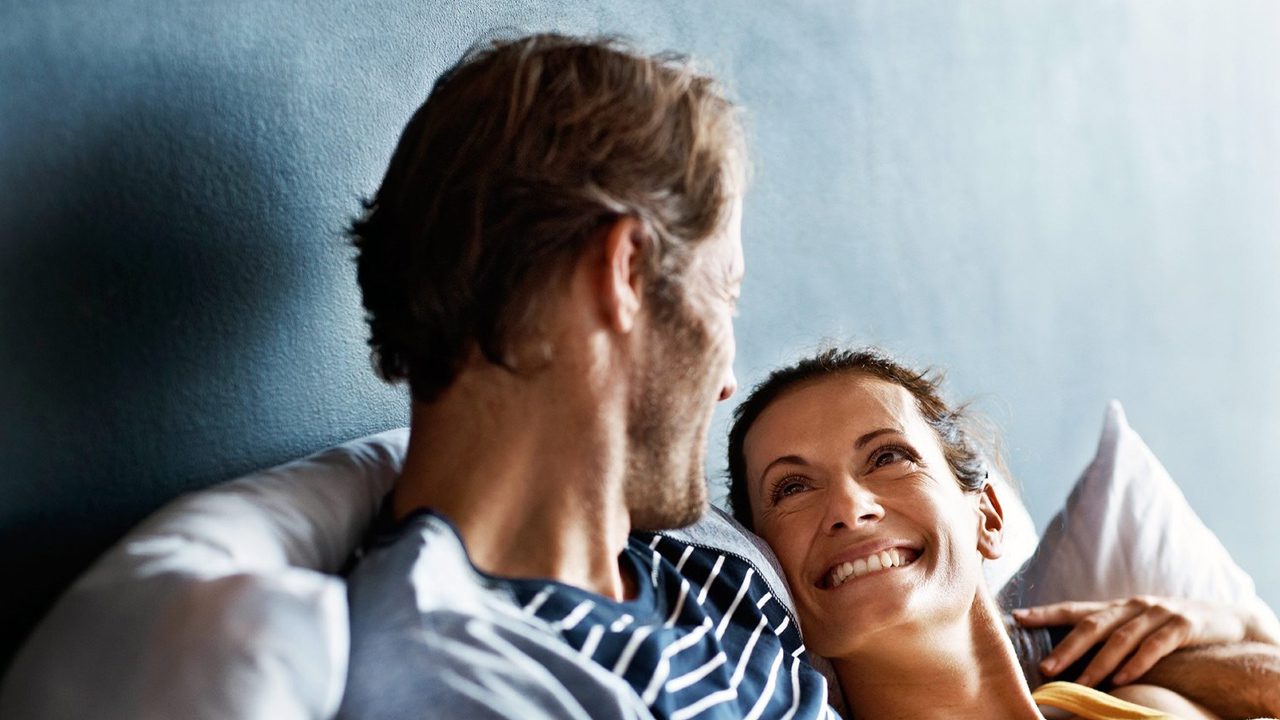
[353,33,745,402]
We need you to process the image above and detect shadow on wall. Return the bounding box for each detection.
[0,65,308,670]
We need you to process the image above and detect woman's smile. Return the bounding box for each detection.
[822,544,922,589]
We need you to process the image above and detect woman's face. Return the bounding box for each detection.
[743,374,1003,659]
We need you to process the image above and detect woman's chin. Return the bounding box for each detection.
[800,563,925,657]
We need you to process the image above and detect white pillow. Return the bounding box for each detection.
[0,428,408,720]
[999,401,1270,619]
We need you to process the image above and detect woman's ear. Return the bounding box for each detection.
[976,481,1005,560]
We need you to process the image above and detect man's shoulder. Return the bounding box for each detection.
[651,505,798,615]
[648,507,847,717]
[345,510,496,612]
[341,512,654,719]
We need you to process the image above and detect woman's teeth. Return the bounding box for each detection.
[828,548,913,588]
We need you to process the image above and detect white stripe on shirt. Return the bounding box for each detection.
[773,614,790,636]
[715,568,755,639]
[522,587,554,616]
[550,600,595,631]
[639,618,714,704]
[674,545,695,573]
[695,555,725,605]
[670,686,737,720]
[612,625,655,676]
[665,577,691,627]
[777,656,803,720]
[665,651,727,693]
[729,615,770,688]
[578,624,605,659]
[742,649,785,720]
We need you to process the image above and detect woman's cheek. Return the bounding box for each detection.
[780,516,815,588]
[761,521,802,582]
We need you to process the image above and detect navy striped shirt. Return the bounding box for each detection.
[340,509,835,720]
[506,531,831,719]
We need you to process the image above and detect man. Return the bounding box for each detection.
[337,33,836,719]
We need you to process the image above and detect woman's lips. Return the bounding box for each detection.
[820,546,922,589]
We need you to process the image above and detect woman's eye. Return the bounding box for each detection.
[872,447,910,467]
[772,477,809,502]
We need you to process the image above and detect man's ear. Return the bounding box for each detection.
[597,215,647,333]
[976,481,1005,561]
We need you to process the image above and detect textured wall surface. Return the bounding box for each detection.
[3,0,1278,670]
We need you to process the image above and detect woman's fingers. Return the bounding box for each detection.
[1033,602,1147,678]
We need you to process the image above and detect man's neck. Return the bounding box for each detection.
[833,591,1044,720]
[393,367,635,601]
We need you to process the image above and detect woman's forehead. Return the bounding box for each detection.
[745,374,923,456]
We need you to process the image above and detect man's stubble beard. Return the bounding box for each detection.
[624,282,717,532]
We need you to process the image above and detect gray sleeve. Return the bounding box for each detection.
[341,516,656,720]
[339,608,655,720]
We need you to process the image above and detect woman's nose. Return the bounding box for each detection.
[824,479,884,532]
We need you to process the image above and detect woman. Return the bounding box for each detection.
[726,347,1277,719]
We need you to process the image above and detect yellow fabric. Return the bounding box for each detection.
[1032,681,1180,720]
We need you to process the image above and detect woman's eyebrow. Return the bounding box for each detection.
[758,454,808,481]
[758,428,902,478]
[854,427,900,449]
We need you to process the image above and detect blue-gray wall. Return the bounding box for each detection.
[3,0,1277,670]
[712,1,1280,619]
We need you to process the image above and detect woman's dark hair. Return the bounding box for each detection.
[726,347,996,530]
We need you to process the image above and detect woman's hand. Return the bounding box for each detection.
[1013,596,1265,687]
